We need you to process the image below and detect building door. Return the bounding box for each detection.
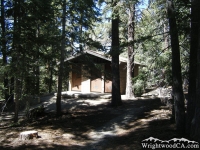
[104,63,112,93]
[71,65,81,91]
[105,80,112,93]
[91,78,102,92]
[90,66,102,92]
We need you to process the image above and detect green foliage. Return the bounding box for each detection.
[133,0,179,88]
[0,85,3,100]
[9,122,21,127]
[133,69,147,96]
[133,79,144,96]
[0,0,191,101]
[141,0,190,87]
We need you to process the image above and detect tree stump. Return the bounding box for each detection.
[19,131,38,140]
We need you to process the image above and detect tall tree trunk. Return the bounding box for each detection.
[1,0,9,101]
[48,47,54,93]
[190,24,200,143]
[14,76,21,122]
[13,0,23,122]
[10,77,14,102]
[35,55,40,96]
[56,0,66,116]
[190,0,200,142]
[35,24,40,96]
[186,0,199,135]
[48,64,53,93]
[167,0,185,133]
[47,60,52,93]
[111,0,122,106]
[79,13,83,52]
[126,3,135,98]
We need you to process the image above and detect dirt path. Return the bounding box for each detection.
[0,96,179,150]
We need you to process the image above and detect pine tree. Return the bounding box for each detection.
[186,0,198,135]
[56,0,66,116]
[167,0,185,133]
[189,0,200,142]
[126,1,135,98]
[111,0,122,106]
[3,0,58,121]
[12,0,22,123]
[1,0,9,101]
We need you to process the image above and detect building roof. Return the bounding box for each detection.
[64,50,144,66]
[65,50,111,62]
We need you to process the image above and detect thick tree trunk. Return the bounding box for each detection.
[48,48,54,93]
[190,0,200,142]
[13,0,21,123]
[126,4,135,98]
[190,30,200,141]
[191,108,200,142]
[1,0,9,101]
[111,0,122,106]
[56,0,66,116]
[167,0,185,133]
[186,0,199,135]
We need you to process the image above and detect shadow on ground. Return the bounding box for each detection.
[0,97,183,150]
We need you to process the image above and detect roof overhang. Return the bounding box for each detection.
[63,50,145,66]
[64,50,111,63]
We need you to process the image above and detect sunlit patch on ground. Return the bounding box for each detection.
[0,96,180,150]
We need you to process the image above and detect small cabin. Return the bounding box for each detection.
[65,50,141,94]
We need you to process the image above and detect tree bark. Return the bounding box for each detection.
[48,60,53,93]
[1,0,9,101]
[190,0,200,142]
[190,25,200,142]
[56,0,66,116]
[126,3,135,98]
[14,77,21,122]
[35,24,40,96]
[167,0,185,133]
[13,0,21,123]
[186,0,199,135]
[111,0,122,106]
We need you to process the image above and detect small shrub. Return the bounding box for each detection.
[26,105,45,119]
[133,79,144,97]
[133,70,147,97]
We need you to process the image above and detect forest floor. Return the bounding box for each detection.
[0,95,187,150]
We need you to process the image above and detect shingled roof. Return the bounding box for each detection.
[64,50,144,66]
